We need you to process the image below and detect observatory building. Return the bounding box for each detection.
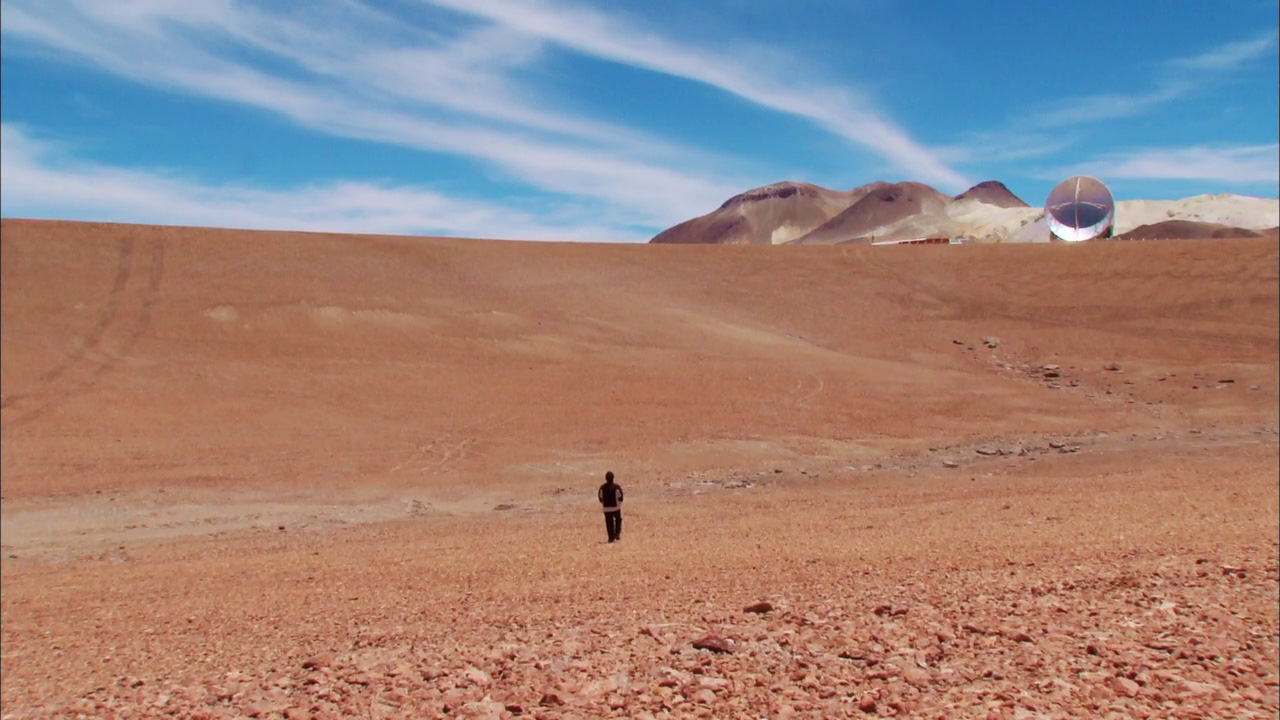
[1045,176,1115,242]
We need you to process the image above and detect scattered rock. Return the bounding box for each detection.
[983,336,1001,348]
[902,667,932,687]
[1103,362,1121,372]
[857,695,877,713]
[458,699,506,717]
[463,666,492,686]
[301,655,332,671]
[539,692,564,707]
[743,601,774,614]
[692,634,734,654]
[1111,676,1140,698]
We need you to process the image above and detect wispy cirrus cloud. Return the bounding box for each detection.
[1062,143,1280,186]
[417,0,971,191]
[1032,82,1190,129]
[0,124,646,241]
[0,0,746,230]
[1030,31,1277,128]
[0,0,970,239]
[1171,30,1278,71]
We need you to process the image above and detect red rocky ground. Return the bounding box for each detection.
[2,220,1277,719]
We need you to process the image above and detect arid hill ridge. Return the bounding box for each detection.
[652,179,1279,245]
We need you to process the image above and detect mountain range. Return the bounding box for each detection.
[650,180,1279,244]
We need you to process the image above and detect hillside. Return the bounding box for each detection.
[2,219,1277,718]
[649,182,850,245]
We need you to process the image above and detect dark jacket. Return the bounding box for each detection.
[598,482,623,510]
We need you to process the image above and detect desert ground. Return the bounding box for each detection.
[1,218,1277,719]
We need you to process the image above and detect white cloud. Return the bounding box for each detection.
[417,0,971,191]
[1065,143,1280,186]
[1025,31,1277,129]
[0,124,647,241]
[935,131,1078,165]
[1171,31,1278,71]
[2,0,971,201]
[0,0,747,229]
[1032,82,1190,128]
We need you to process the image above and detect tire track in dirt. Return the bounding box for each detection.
[0,236,135,408]
[1,236,165,428]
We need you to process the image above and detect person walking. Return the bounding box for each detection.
[598,471,624,543]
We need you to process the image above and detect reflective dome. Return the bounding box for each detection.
[1045,176,1115,242]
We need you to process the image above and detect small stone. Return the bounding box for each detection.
[857,695,877,713]
[463,666,491,686]
[1007,631,1034,643]
[1103,362,1121,372]
[902,667,931,687]
[301,655,332,671]
[1239,686,1264,702]
[743,601,774,614]
[693,688,716,704]
[1111,676,1140,698]
[458,700,506,717]
[983,336,1001,348]
[692,634,734,654]
[942,459,959,468]
[539,692,564,707]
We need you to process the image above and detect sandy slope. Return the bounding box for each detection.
[1,219,1277,718]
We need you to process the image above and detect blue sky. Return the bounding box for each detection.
[2,1,1277,242]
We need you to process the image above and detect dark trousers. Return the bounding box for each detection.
[604,511,622,541]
